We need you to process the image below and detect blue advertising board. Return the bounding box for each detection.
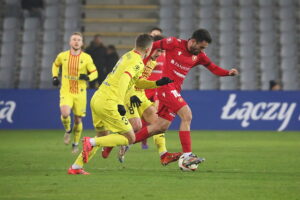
[0,89,299,131]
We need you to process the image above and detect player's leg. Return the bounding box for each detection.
[177,105,192,156]
[68,130,110,175]
[143,105,182,165]
[60,94,74,145]
[71,94,87,153]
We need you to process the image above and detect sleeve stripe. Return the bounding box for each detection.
[88,69,97,73]
[124,71,132,79]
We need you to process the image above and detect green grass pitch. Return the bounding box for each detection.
[0,130,299,200]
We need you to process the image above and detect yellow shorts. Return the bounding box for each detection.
[125,91,154,119]
[60,93,86,117]
[90,93,132,134]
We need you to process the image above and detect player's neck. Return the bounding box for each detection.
[133,48,145,58]
[70,48,81,56]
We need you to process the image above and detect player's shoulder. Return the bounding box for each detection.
[81,51,92,59]
[57,50,69,57]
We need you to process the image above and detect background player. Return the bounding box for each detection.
[52,32,98,153]
[140,27,164,149]
[133,29,239,162]
[67,34,173,175]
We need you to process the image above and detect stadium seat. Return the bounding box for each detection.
[45,6,60,18]
[2,30,17,43]
[21,43,36,56]
[220,7,236,19]
[239,32,256,44]
[239,20,256,32]
[261,70,279,82]
[279,7,296,19]
[280,32,297,45]
[260,57,278,71]
[239,7,256,19]
[240,57,256,70]
[3,18,18,30]
[220,32,235,44]
[260,44,277,57]
[220,19,236,32]
[258,0,274,7]
[282,81,300,90]
[42,43,58,56]
[258,8,274,19]
[259,32,276,45]
[1,43,16,56]
[179,6,196,19]
[220,78,239,90]
[66,0,81,4]
[259,19,276,32]
[198,6,215,19]
[159,0,174,6]
[23,31,38,43]
[43,31,59,42]
[198,19,218,32]
[179,18,196,31]
[239,0,256,7]
[44,19,59,30]
[20,57,36,68]
[159,6,176,19]
[19,68,36,88]
[64,20,80,30]
[0,67,15,88]
[280,57,298,70]
[278,0,296,7]
[280,45,298,58]
[219,0,236,7]
[24,18,40,30]
[220,44,237,57]
[240,45,256,58]
[279,19,297,32]
[240,81,258,90]
[44,0,59,5]
[65,6,81,18]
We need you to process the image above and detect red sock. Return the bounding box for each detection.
[135,127,149,143]
[179,131,192,153]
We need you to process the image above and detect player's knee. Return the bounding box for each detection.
[61,112,70,118]
[74,117,82,124]
[181,112,192,122]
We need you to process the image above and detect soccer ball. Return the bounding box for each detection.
[178,154,200,171]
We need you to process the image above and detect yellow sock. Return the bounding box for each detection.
[73,146,99,167]
[153,133,167,154]
[61,115,71,132]
[95,134,129,147]
[73,122,83,145]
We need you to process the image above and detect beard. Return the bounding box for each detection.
[188,46,200,55]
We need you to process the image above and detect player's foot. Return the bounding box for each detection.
[160,152,183,166]
[63,129,72,145]
[141,143,149,149]
[72,143,79,154]
[118,145,129,163]
[102,147,114,158]
[67,167,90,175]
[82,137,93,163]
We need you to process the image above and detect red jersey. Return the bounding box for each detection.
[151,37,230,91]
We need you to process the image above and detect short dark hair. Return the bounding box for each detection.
[153,35,164,42]
[150,27,163,33]
[191,29,212,43]
[135,33,153,50]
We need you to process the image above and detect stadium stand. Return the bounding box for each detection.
[0,0,299,90]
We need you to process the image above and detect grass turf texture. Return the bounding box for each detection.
[0,130,299,200]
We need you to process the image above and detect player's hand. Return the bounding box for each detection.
[130,95,142,108]
[52,76,60,86]
[79,74,90,81]
[117,104,126,116]
[156,77,174,86]
[228,68,239,76]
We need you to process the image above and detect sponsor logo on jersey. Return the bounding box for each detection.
[166,37,172,44]
[221,94,297,131]
[178,51,182,56]
[0,100,16,124]
[192,55,197,61]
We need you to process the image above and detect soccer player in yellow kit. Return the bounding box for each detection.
[102,35,181,165]
[52,32,98,153]
[67,33,173,175]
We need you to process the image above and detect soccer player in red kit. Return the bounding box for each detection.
[134,29,239,162]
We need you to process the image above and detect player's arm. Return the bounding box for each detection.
[79,56,98,81]
[135,77,173,89]
[52,53,62,86]
[200,54,239,76]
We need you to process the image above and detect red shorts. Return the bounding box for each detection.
[157,86,187,121]
[145,88,158,102]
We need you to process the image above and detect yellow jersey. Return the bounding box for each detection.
[94,50,157,105]
[52,50,98,94]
